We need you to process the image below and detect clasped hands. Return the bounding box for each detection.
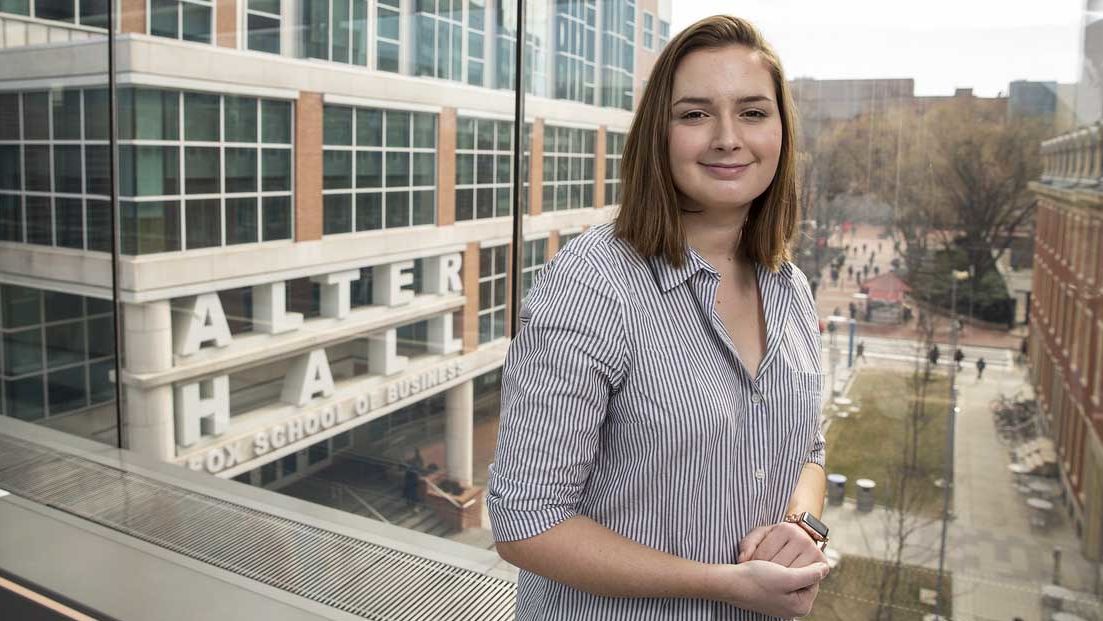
[725,521,830,618]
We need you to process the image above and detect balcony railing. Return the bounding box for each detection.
[1041,124,1103,188]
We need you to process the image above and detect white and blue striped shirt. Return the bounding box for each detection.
[487,222,825,620]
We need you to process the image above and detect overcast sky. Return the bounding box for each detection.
[670,1,1084,97]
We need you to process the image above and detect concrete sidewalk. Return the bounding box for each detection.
[821,362,1102,621]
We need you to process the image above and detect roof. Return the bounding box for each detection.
[860,272,911,304]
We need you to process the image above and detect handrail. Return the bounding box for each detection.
[335,482,392,524]
[1040,123,1103,187]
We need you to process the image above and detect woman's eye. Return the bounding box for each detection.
[680,110,707,120]
[742,109,768,119]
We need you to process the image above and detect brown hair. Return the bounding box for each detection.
[613,15,799,270]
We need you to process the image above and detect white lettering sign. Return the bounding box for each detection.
[373,260,415,306]
[424,252,463,294]
[174,294,232,356]
[311,269,360,319]
[174,375,229,447]
[252,281,304,334]
[183,360,465,474]
[281,349,336,406]
[427,312,462,354]
[368,328,408,376]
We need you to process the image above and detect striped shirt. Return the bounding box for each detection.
[487,222,825,621]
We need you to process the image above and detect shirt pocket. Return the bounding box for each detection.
[778,370,824,459]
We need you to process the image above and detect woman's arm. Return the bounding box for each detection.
[786,462,826,519]
[497,514,829,618]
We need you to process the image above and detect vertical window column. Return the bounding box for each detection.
[477,244,507,344]
[553,0,595,104]
[604,130,625,207]
[541,124,594,212]
[376,0,401,71]
[455,116,513,221]
[246,0,282,53]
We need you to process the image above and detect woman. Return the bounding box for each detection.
[488,15,829,620]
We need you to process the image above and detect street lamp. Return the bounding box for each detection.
[935,269,971,617]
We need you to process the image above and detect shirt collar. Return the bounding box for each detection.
[648,246,796,292]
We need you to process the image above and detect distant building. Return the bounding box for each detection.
[1008,80,1057,122]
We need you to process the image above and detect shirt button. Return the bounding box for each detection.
[754,468,765,480]
[751,393,763,405]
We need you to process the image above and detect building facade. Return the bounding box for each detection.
[0,0,671,516]
[1031,127,1103,561]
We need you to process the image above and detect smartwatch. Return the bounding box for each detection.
[784,512,830,551]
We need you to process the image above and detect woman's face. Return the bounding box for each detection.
[668,45,783,215]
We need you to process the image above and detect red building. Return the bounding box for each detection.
[1030,126,1103,560]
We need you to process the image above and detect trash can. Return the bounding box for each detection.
[856,478,876,512]
[827,473,847,506]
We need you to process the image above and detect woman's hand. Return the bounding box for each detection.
[737,522,827,568]
[708,561,829,618]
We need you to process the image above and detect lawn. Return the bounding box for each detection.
[824,369,953,516]
[810,555,952,621]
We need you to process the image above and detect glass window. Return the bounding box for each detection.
[225,148,258,193]
[247,13,281,54]
[79,0,109,27]
[83,89,108,141]
[262,196,291,240]
[22,93,49,139]
[54,198,83,249]
[25,196,52,245]
[323,151,352,189]
[185,92,220,141]
[225,198,258,245]
[86,200,111,252]
[34,0,73,21]
[150,0,178,38]
[52,91,82,140]
[355,193,382,231]
[376,0,401,72]
[0,0,30,16]
[356,108,382,146]
[262,100,292,144]
[261,149,291,191]
[324,194,352,234]
[0,146,21,190]
[182,1,213,43]
[121,201,181,255]
[85,145,110,197]
[24,145,51,192]
[224,97,258,143]
[4,328,43,376]
[185,147,220,194]
[5,377,45,422]
[0,94,19,139]
[185,199,221,249]
[324,106,353,146]
[53,146,82,194]
[2,285,41,329]
[0,195,21,242]
[120,146,179,197]
[46,321,85,368]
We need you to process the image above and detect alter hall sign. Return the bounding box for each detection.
[170,253,465,474]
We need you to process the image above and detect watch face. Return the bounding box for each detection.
[802,513,829,539]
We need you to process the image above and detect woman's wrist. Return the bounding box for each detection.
[696,562,744,604]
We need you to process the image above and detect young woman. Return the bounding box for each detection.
[488,15,829,620]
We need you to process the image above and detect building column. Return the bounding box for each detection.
[594,125,607,208]
[122,301,175,461]
[444,380,474,487]
[295,92,324,241]
[437,107,457,226]
[529,118,544,216]
[547,230,560,257]
[119,0,146,34]
[216,0,238,48]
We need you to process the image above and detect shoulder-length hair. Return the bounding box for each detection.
[614,15,799,271]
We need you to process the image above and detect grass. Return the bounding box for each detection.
[810,556,952,621]
[824,369,953,516]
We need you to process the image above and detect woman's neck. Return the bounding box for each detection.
[680,198,752,264]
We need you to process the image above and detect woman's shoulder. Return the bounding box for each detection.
[551,222,642,280]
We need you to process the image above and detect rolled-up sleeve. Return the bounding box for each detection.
[486,250,628,543]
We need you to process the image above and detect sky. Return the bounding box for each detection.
[670,0,1084,97]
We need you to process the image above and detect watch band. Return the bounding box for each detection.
[784,512,830,551]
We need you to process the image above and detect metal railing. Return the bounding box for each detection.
[1041,124,1103,187]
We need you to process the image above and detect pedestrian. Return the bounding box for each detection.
[928,344,940,366]
[403,465,420,508]
[847,265,853,278]
[810,277,819,299]
[487,16,830,620]
[863,264,870,277]
[848,301,857,319]
[856,340,865,362]
[976,357,987,379]
[410,447,425,473]
[953,348,964,370]
[873,266,879,276]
